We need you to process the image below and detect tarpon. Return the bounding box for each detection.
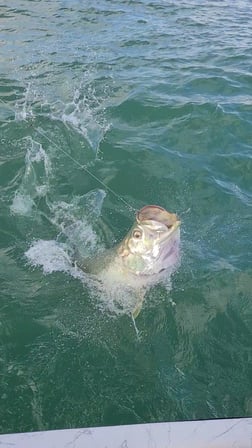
[79,205,181,318]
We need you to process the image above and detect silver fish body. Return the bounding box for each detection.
[92,205,181,317]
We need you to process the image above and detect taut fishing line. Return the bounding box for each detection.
[0,97,136,214]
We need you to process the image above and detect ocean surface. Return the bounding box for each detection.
[0,0,252,434]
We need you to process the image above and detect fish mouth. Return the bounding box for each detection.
[136,205,181,234]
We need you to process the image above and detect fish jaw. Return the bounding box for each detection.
[156,227,180,273]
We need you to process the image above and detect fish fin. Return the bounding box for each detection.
[132,290,145,319]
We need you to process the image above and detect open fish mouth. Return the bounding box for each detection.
[136,205,180,236]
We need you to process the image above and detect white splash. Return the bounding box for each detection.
[11,193,35,216]
[60,98,110,155]
[50,189,107,259]
[25,240,73,274]
[14,83,35,122]
[10,137,51,216]
[49,80,111,156]
[25,239,89,284]
[25,189,108,293]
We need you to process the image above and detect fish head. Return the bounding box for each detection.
[118,205,181,275]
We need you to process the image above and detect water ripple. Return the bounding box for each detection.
[213,177,252,207]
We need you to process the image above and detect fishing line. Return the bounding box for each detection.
[0,97,136,213]
[35,125,136,213]
[131,315,141,341]
[179,207,191,218]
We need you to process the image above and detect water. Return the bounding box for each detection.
[1,0,252,434]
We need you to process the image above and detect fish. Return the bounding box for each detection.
[79,205,181,318]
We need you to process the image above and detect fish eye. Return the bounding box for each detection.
[133,229,142,239]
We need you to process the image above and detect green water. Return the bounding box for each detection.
[1,0,252,434]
